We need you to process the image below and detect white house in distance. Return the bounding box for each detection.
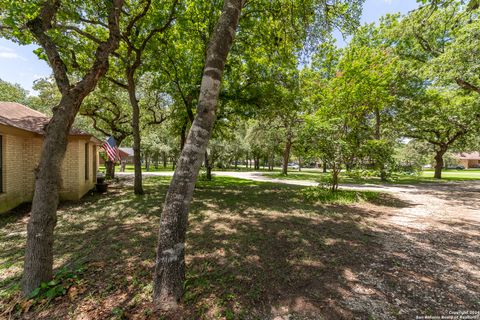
[0,102,100,213]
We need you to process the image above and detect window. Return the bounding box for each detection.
[0,135,3,193]
[85,143,89,180]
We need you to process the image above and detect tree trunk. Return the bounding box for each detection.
[204,151,212,181]
[282,136,292,175]
[374,107,387,181]
[331,168,340,192]
[323,162,327,173]
[154,153,159,169]
[145,153,150,172]
[22,94,79,295]
[180,120,187,150]
[152,0,243,309]
[434,147,447,179]
[127,72,144,195]
[163,152,168,168]
[22,0,123,296]
[106,160,116,178]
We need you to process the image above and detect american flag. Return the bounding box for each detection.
[102,136,120,162]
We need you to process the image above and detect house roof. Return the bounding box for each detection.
[455,152,480,160]
[0,102,90,136]
[119,147,134,156]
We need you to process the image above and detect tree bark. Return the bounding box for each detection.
[434,146,447,179]
[152,0,243,309]
[22,0,123,296]
[282,135,292,175]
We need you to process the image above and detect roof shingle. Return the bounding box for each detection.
[456,152,480,160]
[0,102,89,136]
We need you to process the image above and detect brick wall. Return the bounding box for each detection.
[0,132,99,213]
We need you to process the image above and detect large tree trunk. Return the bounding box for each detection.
[22,0,123,296]
[434,147,447,179]
[282,135,292,175]
[23,94,79,295]
[152,0,243,309]
[127,73,144,195]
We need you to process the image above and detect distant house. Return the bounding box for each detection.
[119,147,134,163]
[455,152,480,169]
[99,147,133,165]
[0,102,100,213]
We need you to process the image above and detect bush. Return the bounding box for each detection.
[300,186,378,204]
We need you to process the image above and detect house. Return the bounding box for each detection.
[0,102,100,213]
[119,147,134,163]
[100,147,134,164]
[455,152,480,169]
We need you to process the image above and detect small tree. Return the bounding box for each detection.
[302,114,352,191]
[397,89,480,179]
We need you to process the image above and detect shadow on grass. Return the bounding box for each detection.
[0,176,478,319]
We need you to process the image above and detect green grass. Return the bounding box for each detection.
[0,176,397,319]
[264,169,480,184]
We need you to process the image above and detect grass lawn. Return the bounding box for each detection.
[265,169,480,184]
[0,176,404,319]
[0,176,476,319]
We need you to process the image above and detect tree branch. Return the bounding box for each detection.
[26,0,70,94]
[455,78,480,94]
[106,76,128,89]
